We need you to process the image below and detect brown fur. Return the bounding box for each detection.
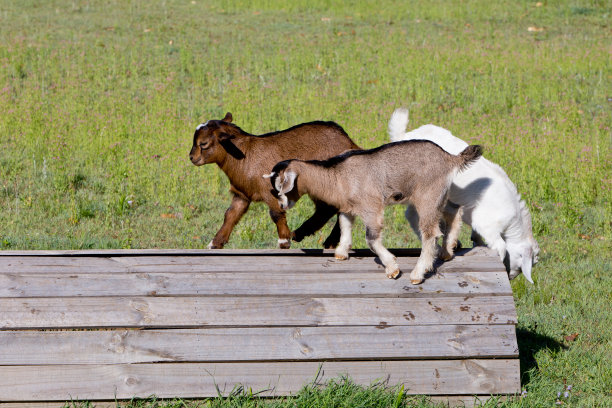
[189,112,360,249]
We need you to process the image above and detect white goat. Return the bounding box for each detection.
[388,108,539,283]
[265,141,482,284]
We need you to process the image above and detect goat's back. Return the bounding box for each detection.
[247,121,359,162]
[331,140,469,199]
[226,121,359,201]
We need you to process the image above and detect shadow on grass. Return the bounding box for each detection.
[516,328,563,386]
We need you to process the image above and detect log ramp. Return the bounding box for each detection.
[0,246,520,407]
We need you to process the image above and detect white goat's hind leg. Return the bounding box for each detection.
[334,213,354,260]
[440,205,463,261]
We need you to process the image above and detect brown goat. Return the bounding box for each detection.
[189,112,360,249]
[267,141,483,284]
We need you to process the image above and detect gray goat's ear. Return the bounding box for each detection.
[279,170,297,195]
[223,112,233,123]
[521,246,534,284]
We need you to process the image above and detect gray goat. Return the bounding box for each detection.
[265,141,482,284]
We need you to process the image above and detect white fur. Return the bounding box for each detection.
[334,213,354,260]
[278,238,289,245]
[196,121,209,131]
[388,108,539,283]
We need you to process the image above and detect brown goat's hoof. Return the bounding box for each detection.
[207,240,223,249]
[278,238,291,249]
[386,269,401,279]
[439,252,453,262]
[410,278,424,285]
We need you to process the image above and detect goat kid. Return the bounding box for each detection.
[265,141,482,284]
[388,108,539,283]
[190,112,360,249]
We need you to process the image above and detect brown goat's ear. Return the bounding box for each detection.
[218,132,235,141]
[223,112,233,123]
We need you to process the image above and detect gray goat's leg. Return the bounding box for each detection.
[363,212,400,279]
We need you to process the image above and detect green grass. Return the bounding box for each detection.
[1,0,611,407]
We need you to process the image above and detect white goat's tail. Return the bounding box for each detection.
[388,108,410,142]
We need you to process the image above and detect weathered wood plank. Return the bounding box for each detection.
[0,248,421,257]
[0,271,511,298]
[0,254,505,274]
[0,247,498,257]
[0,359,521,400]
[0,296,517,329]
[0,325,518,364]
[0,396,503,408]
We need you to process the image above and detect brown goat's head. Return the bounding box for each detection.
[264,160,300,210]
[189,112,241,166]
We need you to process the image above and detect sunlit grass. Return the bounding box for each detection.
[0,0,610,406]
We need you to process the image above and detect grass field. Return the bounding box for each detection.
[0,0,610,406]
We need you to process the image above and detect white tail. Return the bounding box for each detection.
[388,108,410,142]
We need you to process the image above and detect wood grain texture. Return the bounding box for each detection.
[0,271,511,298]
[0,247,498,257]
[0,295,517,329]
[0,359,521,400]
[0,325,518,364]
[0,254,505,274]
[0,248,519,403]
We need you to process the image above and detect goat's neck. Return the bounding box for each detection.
[295,162,342,206]
[216,134,249,177]
[502,214,532,244]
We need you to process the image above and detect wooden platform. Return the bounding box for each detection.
[0,247,520,407]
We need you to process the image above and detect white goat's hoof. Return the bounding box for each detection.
[410,278,424,285]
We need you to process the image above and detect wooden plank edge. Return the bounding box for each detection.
[0,271,512,298]
[0,359,521,400]
[0,295,518,329]
[0,325,519,364]
[0,395,512,408]
[0,247,497,258]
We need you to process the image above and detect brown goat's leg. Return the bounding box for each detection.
[209,194,250,249]
[269,209,292,249]
[440,204,463,261]
[292,200,338,244]
[322,218,341,249]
